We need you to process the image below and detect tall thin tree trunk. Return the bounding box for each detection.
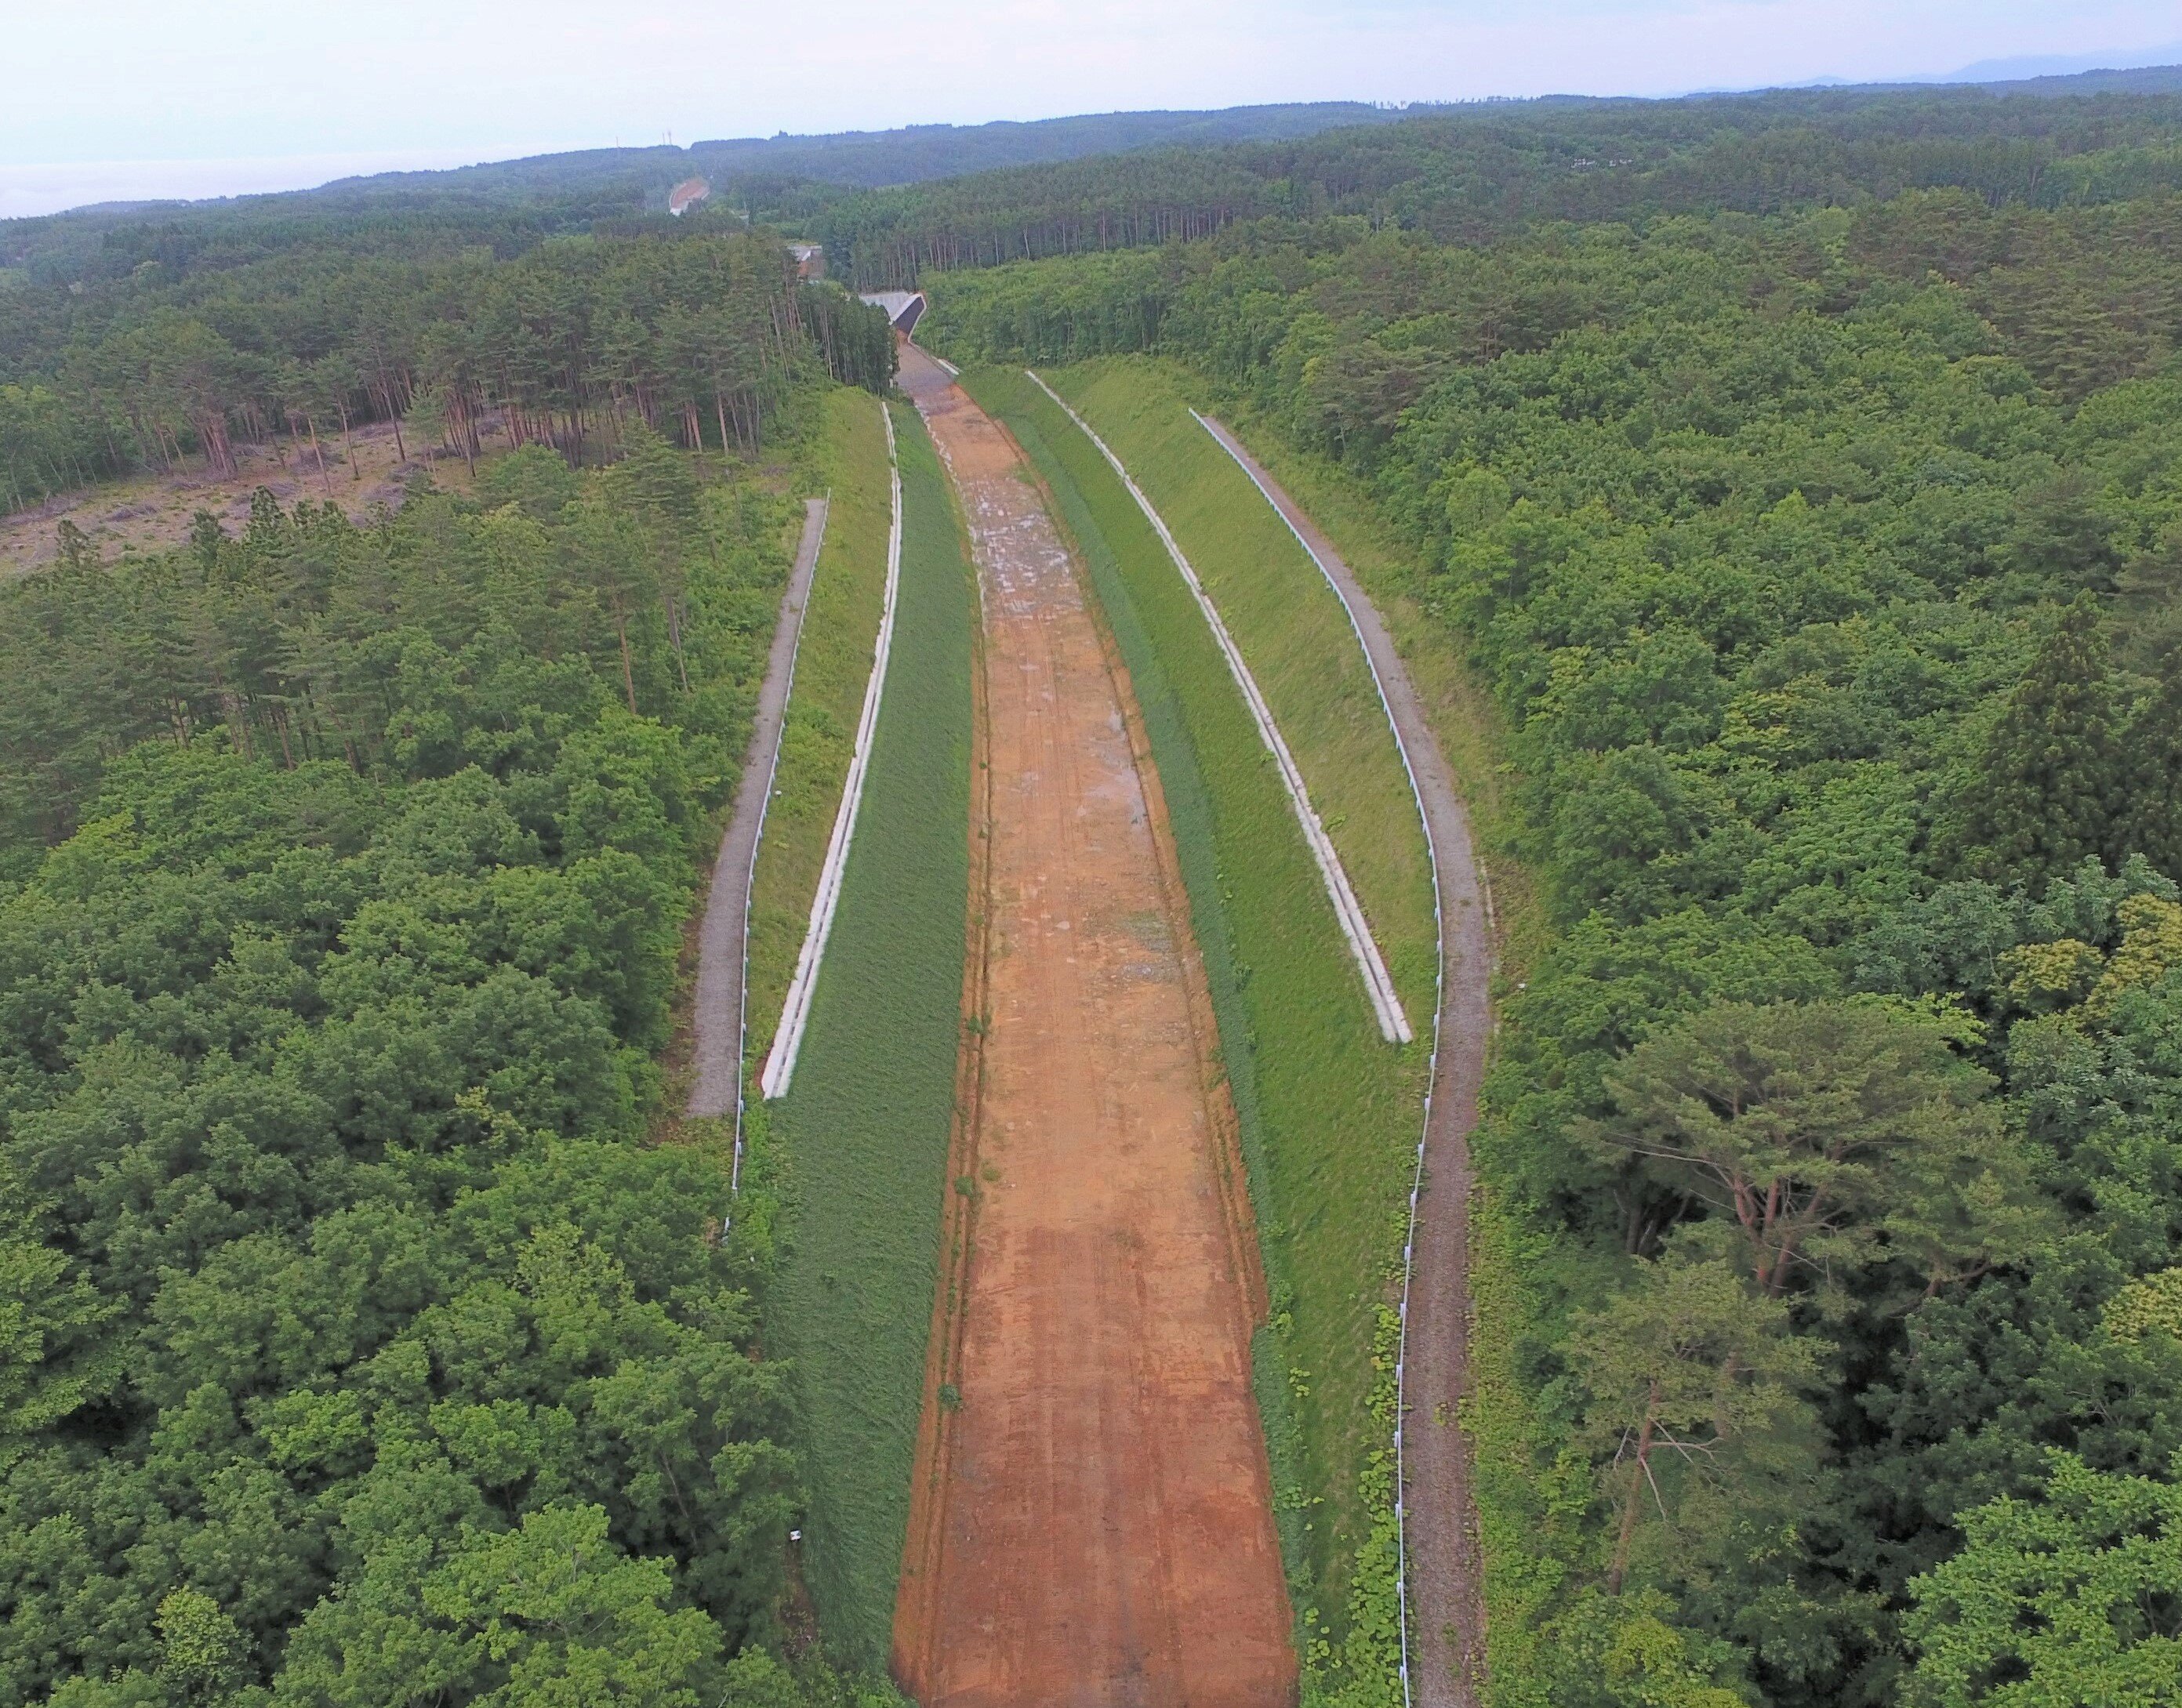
[305,415,333,499]
[614,603,637,713]
[1607,1399,1658,1596]
[666,595,690,694]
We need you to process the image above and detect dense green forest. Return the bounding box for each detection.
[0,384,912,1703]
[0,227,893,515]
[922,175,2182,1703]
[16,71,2182,520]
[13,67,2182,1708]
[807,78,2182,285]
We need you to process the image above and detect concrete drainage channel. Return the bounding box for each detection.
[762,401,905,1101]
[1025,368,1413,1047]
[1196,410,1495,1708]
[685,492,830,1188]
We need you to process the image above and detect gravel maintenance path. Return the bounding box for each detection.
[1198,415,1491,1708]
[688,496,830,1166]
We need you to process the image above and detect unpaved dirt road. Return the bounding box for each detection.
[892,343,1296,1707]
[1198,416,1490,1707]
[688,498,829,1129]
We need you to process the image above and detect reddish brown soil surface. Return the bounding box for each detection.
[892,342,1296,1707]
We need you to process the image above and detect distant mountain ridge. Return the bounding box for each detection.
[301,103,1425,208]
[9,61,2182,288]
[1937,45,2182,85]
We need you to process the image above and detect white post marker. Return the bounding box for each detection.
[761,400,905,1099]
[1026,370,1411,1045]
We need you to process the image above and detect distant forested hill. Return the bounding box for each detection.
[15,69,2182,296]
[0,103,1414,289]
[401,102,1418,198]
[808,74,2182,283]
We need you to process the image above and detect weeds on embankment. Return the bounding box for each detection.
[751,403,976,1665]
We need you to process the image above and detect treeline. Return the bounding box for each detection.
[808,84,2182,285]
[0,435,902,1706]
[4,435,726,853]
[0,104,1413,294]
[923,190,2182,1704]
[928,187,2182,412]
[0,232,894,513]
[0,189,648,295]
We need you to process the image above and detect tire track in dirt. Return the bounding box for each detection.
[892,343,1296,1707]
[1196,415,1490,1708]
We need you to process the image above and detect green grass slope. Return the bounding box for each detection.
[963,364,1427,1690]
[744,389,894,1055]
[1195,412,1563,1701]
[760,402,976,1664]
[1041,356,1437,1014]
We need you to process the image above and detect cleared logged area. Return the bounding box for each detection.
[893,342,1295,1706]
[760,403,977,1663]
[964,361,1431,1678]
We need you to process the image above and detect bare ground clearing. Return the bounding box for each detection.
[0,420,477,576]
[892,342,1295,1707]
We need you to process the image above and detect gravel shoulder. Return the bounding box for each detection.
[687,496,830,1133]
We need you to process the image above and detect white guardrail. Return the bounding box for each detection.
[1026,370,1411,1046]
[1196,408,1453,1707]
[760,400,905,1099]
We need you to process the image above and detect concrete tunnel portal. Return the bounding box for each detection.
[860,290,927,335]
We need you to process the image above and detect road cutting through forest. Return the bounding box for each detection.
[891,339,1297,1706]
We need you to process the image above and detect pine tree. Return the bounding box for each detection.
[1956,599,2123,890]
[2118,667,2182,881]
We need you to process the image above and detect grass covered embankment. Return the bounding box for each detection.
[756,402,977,1664]
[1204,410,1557,1698]
[742,389,895,1057]
[1042,360,1438,1007]
[963,363,1431,1694]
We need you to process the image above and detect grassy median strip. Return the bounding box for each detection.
[761,401,976,1666]
[1044,358,1437,1017]
[964,364,1426,1670]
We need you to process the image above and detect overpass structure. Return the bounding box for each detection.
[860,290,927,333]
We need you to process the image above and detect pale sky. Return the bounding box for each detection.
[3,0,2180,219]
